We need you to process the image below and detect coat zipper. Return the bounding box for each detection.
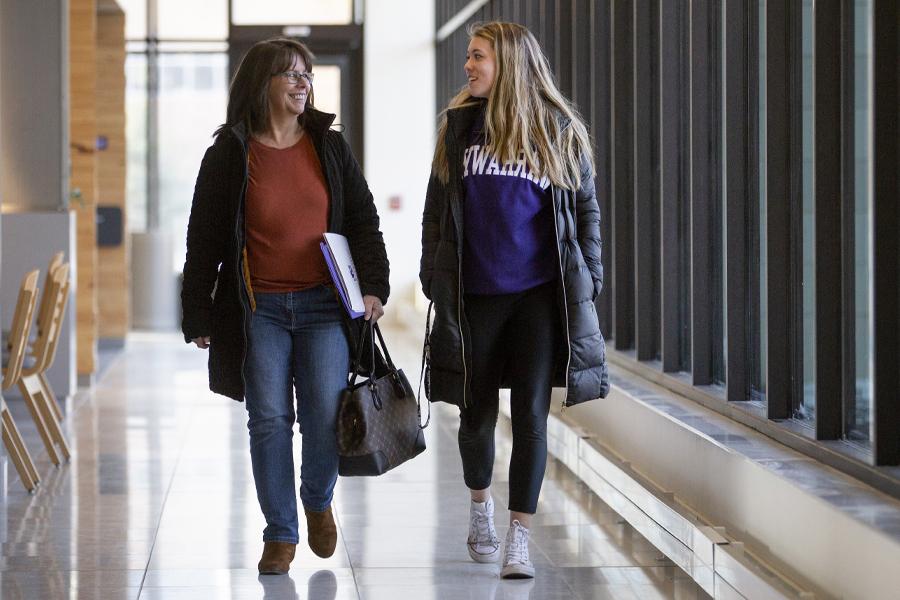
[457,252,468,409]
[452,182,468,409]
[236,146,251,396]
[551,184,572,411]
[445,121,470,410]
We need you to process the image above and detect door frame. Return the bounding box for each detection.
[228,24,365,168]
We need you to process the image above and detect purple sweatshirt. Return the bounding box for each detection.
[462,115,558,295]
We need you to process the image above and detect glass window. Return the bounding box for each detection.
[119,0,147,40]
[126,53,148,233]
[847,0,873,444]
[798,0,815,422]
[156,52,228,273]
[231,0,353,25]
[158,0,227,40]
[312,65,342,125]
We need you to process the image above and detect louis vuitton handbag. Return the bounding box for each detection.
[336,321,429,476]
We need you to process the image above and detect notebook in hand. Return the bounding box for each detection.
[320,232,366,319]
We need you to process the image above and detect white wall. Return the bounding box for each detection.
[363,0,435,316]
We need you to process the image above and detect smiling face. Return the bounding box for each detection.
[464,36,496,98]
[267,55,310,118]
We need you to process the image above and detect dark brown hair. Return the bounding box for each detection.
[215,38,315,138]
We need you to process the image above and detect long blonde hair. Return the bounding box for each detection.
[432,22,594,190]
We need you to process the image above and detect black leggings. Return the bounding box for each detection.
[458,281,561,514]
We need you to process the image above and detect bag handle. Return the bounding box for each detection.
[348,319,431,426]
[416,302,433,428]
[372,322,399,372]
[347,319,389,411]
[348,319,378,385]
[373,322,425,421]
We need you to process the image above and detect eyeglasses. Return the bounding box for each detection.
[279,70,314,85]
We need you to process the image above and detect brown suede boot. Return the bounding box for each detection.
[304,506,337,558]
[257,541,296,575]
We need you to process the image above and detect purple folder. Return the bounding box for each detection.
[320,235,366,319]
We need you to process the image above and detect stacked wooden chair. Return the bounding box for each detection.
[18,258,72,466]
[29,254,70,426]
[1,270,41,492]
[1,253,73,492]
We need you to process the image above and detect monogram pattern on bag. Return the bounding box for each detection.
[337,368,424,474]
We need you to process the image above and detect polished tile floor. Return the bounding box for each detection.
[1,330,708,599]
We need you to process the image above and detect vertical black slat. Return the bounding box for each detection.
[527,0,541,31]
[594,1,614,336]
[531,0,547,44]
[765,0,794,419]
[612,0,636,350]
[571,0,589,108]
[556,0,572,95]
[840,0,857,434]
[813,0,843,439]
[634,0,660,361]
[534,0,543,50]
[710,0,725,385]
[872,0,900,464]
[787,1,805,418]
[477,4,489,23]
[747,1,762,397]
[745,0,764,400]
[544,0,557,67]
[679,6,693,371]
[689,0,714,383]
[723,0,750,401]
[660,0,686,371]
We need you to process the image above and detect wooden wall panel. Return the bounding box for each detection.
[96,2,128,338]
[69,0,98,375]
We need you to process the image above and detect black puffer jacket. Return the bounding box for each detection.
[182,108,390,401]
[419,103,608,408]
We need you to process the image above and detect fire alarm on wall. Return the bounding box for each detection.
[388,195,402,210]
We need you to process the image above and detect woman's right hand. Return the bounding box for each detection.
[192,336,211,349]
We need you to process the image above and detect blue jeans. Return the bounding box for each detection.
[243,286,350,544]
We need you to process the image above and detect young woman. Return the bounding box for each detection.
[181,38,389,575]
[419,22,609,579]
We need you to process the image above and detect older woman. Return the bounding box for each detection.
[181,38,389,575]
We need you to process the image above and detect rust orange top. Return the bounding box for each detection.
[245,135,331,293]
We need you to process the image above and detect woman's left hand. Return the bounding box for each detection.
[363,295,384,322]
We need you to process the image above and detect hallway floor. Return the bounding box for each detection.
[1,330,707,599]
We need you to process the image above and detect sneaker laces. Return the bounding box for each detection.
[505,521,530,565]
[470,502,499,547]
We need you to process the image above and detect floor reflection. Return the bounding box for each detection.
[1,330,708,599]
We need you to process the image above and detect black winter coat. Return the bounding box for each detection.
[419,103,609,408]
[181,108,390,401]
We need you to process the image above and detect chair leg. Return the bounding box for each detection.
[38,373,64,423]
[25,375,71,462]
[17,379,61,466]
[2,408,40,492]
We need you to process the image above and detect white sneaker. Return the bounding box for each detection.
[467,497,500,563]
[501,520,535,579]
